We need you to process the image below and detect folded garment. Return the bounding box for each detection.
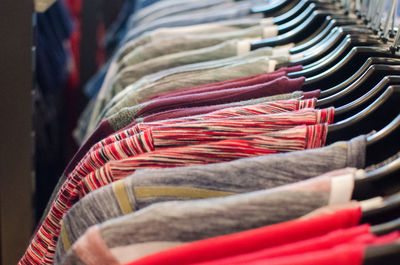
[123,1,264,42]
[56,168,360,261]
[120,25,277,67]
[107,76,306,132]
[71,108,331,195]
[117,17,274,61]
[28,121,330,265]
[65,92,316,182]
[91,48,295,133]
[59,171,357,265]
[191,229,400,265]
[96,54,290,129]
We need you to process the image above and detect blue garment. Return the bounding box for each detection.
[127,0,227,31]
[36,0,73,102]
[105,0,138,56]
[84,63,108,98]
[123,2,257,43]
[135,0,162,9]
[34,0,75,222]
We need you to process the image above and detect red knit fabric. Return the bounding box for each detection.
[234,244,365,265]
[124,207,362,265]
[192,230,400,265]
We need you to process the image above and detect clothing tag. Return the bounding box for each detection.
[268,59,277,72]
[329,173,355,205]
[272,43,295,56]
[111,242,183,264]
[289,53,304,61]
[35,0,56,12]
[260,18,274,26]
[236,37,261,55]
[277,43,296,49]
[263,26,279,38]
[360,197,384,211]
[354,169,367,180]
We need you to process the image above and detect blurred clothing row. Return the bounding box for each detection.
[20,0,400,264]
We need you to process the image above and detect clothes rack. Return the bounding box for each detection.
[0,0,125,263]
[0,1,35,264]
[6,0,400,264]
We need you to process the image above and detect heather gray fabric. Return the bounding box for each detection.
[117,17,272,62]
[118,39,252,81]
[123,2,264,42]
[106,45,289,108]
[113,40,291,96]
[84,55,279,136]
[73,97,96,144]
[132,0,230,28]
[92,32,285,134]
[120,25,272,67]
[113,39,247,96]
[100,55,289,125]
[107,91,305,132]
[118,25,243,63]
[127,0,229,29]
[130,0,268,29]
[54,136,365,262]
[87,48,288,134]
[59,173,352,265]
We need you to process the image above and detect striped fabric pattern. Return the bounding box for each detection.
[67,99,317,191]
[73,107,331,191]
[67,99,317,187]
[133,99,318,134]
[20,105,328,265]
[151,108,333,148]
[79,124,329,198]
[92,99,316,154]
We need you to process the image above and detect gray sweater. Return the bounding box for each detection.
[55,136,365,263]
[58,170,356,265]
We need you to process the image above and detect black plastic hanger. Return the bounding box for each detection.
[366,112,400,165]
[250,10,344,48]
[326,85,400,147]
[295,24,378,65]
[278,3,344,35]
[362,242,400,265]
[289,18,367,54]
[317,66,400,108]
[272,0,335,25]
[276,3,319,34]
[272,0,311,25]
[353,157,400,201]
[361,191,400,225]
[294,27,381,69]
[371,218,400,236]
[296,14,365,48]
[290,32,381,68]
[333,75,400,121]
[291,46,398,91]
[314,57,400,98]
[287,39,387,78]
[251,0,302,17]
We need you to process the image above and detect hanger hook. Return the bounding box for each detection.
[373,0,387,33]
[383,0,397,41]
[390,0,400,52]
